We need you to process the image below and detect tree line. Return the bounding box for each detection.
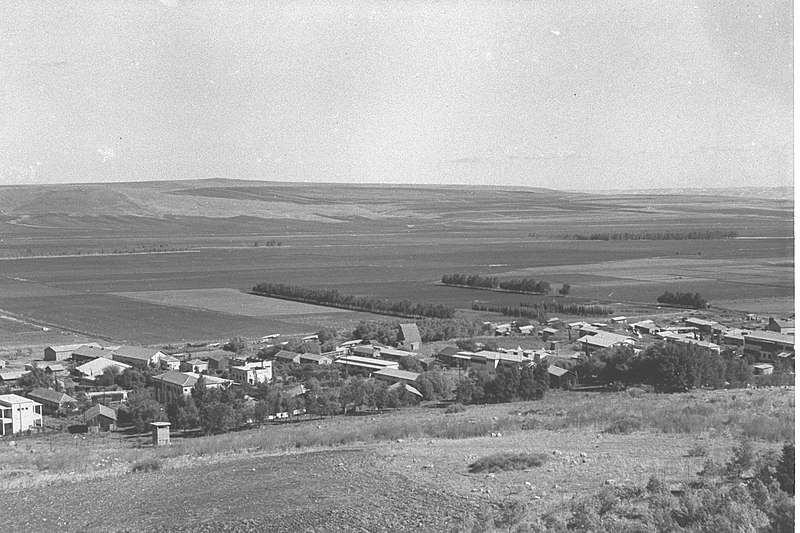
[529,230,739,241]
[252,282,455,319]
[353,318,492,345]
[519,300,612,317]
[441,273,552,294]
[656,291,708,309]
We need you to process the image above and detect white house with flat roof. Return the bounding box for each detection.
[0,394,42,436]
[229,361,273,385]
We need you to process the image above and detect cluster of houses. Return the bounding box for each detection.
[0,310,794,438]
[484,313,795,378]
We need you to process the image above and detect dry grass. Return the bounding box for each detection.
[468,452,548,473]
[0,387,791,492]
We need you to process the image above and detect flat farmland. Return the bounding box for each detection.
[112,288,368,317]
[0,181,791,345]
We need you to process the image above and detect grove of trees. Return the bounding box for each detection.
[656,291,708,309]
[441,273,552,294]
[573,343,755,391]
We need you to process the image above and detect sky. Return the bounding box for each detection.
[0,0,793,190]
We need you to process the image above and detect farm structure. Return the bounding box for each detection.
[372,368,420,386]
[0,394,42,436]
[160,356,181,370]
[112,346,165,369]
[548,365,578,389]
[74,357,131,379]
[743,331,795,362]
[0,371,24,385]
[45,343,102,361]
[71,345,113,364]
[397,323,421,351]
[662,335,721,355]
[26,388,77,415]
[459,350,528,373]
[767,317,795,335]
[84,404,117,431]
[152,371,232,403]
[298,353,332,365]
[274,350,302,364]
[683,318,718,335]
[181,359,209,373]
[335,356,399,374]
[577,331,635,353]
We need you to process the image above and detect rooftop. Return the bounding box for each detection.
[84,403,117,421]
[0,393,37,406]
[113,345,162,361]
[27,388,77,405]
[373,368,420,382]
[746,331,795,344]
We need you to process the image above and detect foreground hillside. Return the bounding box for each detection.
[0,388,792,532]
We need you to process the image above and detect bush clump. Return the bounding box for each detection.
[444,403,467,414]
[604,417,643,435]
[468,452,548,474]
[131,457,163,473]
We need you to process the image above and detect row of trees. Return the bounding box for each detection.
[252,282,455,319]
[656,291,708,309]
[519,300,612,317]
[540,230,739,241]
[441,273,552,294]
[456,363,550,404]
[573,343,751,391]
[352,318,491,345]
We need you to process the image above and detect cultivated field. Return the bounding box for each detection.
[0,180,792,345]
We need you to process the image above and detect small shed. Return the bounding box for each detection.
[752,363,774,375]
[151,421,171,447]
[548,365,578,389]
[84,404,117,431]
[541,327,559,341]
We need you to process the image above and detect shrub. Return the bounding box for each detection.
[604,417,643,435]
[468,452,547,474]
[131,457,162,473]
[686,442,708,457]
[444,403,466,414]
[776,442,794,495]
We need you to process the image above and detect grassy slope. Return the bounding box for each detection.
[0,387,792,532]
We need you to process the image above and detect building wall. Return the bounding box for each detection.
[44,348,71,361]
[0,401,43,435]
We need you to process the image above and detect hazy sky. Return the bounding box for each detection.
[0,1,793,189]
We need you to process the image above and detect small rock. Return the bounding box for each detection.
[524,481,531,486]
[604,479,616,486]
[579,452,587,458]
[533,495,541,500]
[552,450,562,456]
[397,439,404,443]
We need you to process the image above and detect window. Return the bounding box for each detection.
[34,406,41,414]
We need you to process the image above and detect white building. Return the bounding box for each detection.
[229,361,273,385]
[0,394,43,436]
